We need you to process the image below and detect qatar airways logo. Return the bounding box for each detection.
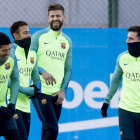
[19,67,33,76]
[0,74,9,83]
[46,50,65,61]
[126,73,140,81]
[59,74,121,133]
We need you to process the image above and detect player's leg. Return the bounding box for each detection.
[14,110,28,140]
[0,116,20,140]
[134,112,140,140]
[41,125,46,140]
[32,94,58,140]
[118,108,135,140]
[41,96,60,140]
[21,111,31,138]
[2,129,19,140]
[52,96,62,121]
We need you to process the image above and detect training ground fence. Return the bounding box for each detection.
[0,0,140,28]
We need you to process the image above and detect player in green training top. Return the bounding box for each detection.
[8,21,41,140]
[30,4,72,140]
[101,26,140,140]
[0,32,20,140]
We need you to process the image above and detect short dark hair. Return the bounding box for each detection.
[127,26,140,38]
[0,32,11,48]
[10,21,28,39]
[48,4,64,15]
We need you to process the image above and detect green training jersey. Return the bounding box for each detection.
[30,27,72,95]
[0,52,19,107]
[104,50,140,113]
[8,44,40,113]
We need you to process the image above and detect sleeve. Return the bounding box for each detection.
[38,67,46,75]
[19,86,34,96]
[61,40,72,92]
[30,32,46,75]
[8,72,34,97]
[31,56,41,92]
[30,32,39,53]
[9,55,19,104]
[104,56,123,104]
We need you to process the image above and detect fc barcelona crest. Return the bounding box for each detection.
[41,99,47,104]
[14,114,19,119]
[30,57,34,64]
[61,43,66,49]
[120,131,123,137]
[5,63,10,70]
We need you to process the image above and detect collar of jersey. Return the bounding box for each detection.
[14,44,25,55]
[128,52,140,61]
[49,29,62,37]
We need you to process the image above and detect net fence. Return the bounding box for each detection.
[0,0,139,28]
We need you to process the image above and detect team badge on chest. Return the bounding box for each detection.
[61,43,66,49]
[30,57,34,64]
[5,63,10,70]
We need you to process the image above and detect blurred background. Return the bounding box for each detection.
[0,0,140,140]
[0,0,140,28]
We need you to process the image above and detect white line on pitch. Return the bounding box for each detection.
[59,116,118,133]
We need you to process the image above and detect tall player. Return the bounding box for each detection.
[30,4,72,140]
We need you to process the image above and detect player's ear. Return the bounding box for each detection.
[63,15,66,21]
[48,16,50,23]
[13,33,19,40]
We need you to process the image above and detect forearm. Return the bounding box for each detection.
[104,75,122,104]
[9,78,19,104]
[61,40,72,92]
[104,56,123,104]
[38,66,46,75]
[19,86,34,96]
[61,69,71,92]
[32,60,41,91]
[9,55,19,104]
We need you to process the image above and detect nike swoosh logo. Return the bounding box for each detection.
[124,63,129,65]
[44,42,50,44]
[17,59,21,61]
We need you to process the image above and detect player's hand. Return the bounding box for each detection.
[29,85,42,99]
[7,103,15,116]
[101,103,109,117]
[42,71,56,86]
[52,90,65,105]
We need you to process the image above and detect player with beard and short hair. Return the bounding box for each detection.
[30,4,72,140]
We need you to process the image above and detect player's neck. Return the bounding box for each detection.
[57,27,62,35]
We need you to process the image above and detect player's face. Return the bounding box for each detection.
[14,25,31,40]
[48,10,66,31]
[126,32,140,43]
[0,44,11,58]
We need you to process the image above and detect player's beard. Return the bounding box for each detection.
[50,20,63,31]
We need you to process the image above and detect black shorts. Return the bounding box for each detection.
[0,116,17,134]
[119,108,140,140]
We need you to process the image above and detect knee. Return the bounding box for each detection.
[19,130,28,140]
[49,127,58,136]
[46,126,58,140]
